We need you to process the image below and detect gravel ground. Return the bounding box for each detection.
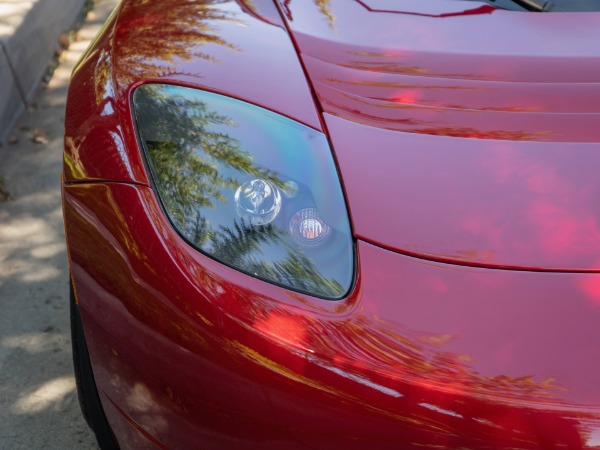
[0,1,118,448]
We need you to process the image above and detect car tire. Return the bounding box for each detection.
[70,277,120,450]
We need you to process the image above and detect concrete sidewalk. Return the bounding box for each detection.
[0,1,118,448]
[0,0,87,143]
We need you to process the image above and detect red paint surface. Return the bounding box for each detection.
[280,0,600,141]
[64,0,321,183]
[278,0,600,270]
[63,0,600,448]
[64,182,600,448]
[327,114,600,271]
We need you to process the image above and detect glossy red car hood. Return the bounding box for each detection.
[63,1,600,446]
[280,0,600,271]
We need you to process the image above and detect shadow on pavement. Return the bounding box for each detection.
[0,2,119,448]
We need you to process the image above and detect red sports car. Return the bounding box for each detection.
[63,0,600,448]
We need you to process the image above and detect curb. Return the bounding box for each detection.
[0,0,87,144]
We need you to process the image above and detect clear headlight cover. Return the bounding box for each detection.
[133,84,354,299]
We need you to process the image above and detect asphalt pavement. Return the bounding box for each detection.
[0,1,119,448]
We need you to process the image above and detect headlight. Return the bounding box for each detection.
[132,84,354,299]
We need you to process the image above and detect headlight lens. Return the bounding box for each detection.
[133,84,354,299]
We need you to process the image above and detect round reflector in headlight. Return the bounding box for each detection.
[235,178,282,226]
